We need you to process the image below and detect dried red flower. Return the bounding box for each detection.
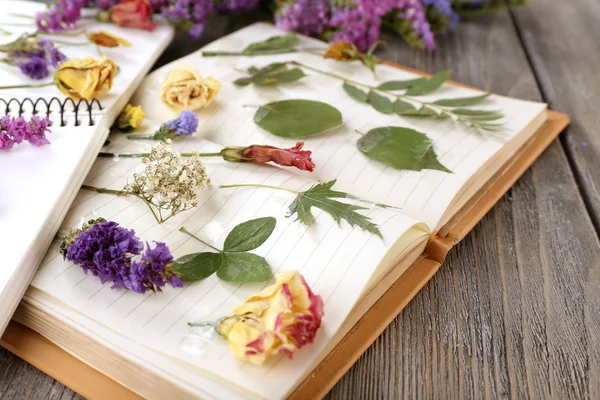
[241,142,315,172]
[110,0,157,31]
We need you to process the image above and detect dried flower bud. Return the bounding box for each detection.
[323,41,359,61]
[87,31,132,48]
[117,104,145,131]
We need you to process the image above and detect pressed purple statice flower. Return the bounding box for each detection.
[0,115,52,150]
[164,110,199,136]
[128,242,182,294]
[36,0,89,32]
[60,218,182,294]
[16,54,49,80]
[216,0,261,13]
[275,0,329,36]
[128,109,200,141]
[422,0,459,31]
[39,38,67,67]
[160,0,214,39]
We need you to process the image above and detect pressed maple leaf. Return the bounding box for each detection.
[287,179,382,238]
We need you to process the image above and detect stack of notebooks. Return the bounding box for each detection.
[1,19,568,400]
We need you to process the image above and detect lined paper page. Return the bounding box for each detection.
[30,138,428,399]
[0,1,174,334]
[130,23,546,230]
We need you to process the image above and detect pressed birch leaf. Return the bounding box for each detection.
[243,34,298,53]
[433,93,491,107]
[223,217,276,252]
[367,91,394,113]
[357,126,451,173]
[217,252,271,282]
[287,179,382,238]
[171,252,221,281]
[377,78,426,91]
[343,82,368,102]
[254,100,343,138]
[405,69,452,96]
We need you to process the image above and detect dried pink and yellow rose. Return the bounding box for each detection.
[217,270,324,366]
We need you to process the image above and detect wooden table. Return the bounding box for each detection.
[2,2,600,398]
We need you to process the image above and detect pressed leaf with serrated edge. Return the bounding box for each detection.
[405,69,451,96]
[433,93,490,107]
[243,33,298,53]
[223,217,276,252]
[171,252,221,281]
[217,252,272,282]
[343,82,368,102]
[357,126,451,173]
[287,179,382,238]
[254,99,343,138]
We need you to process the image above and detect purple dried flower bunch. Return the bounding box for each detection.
[31,0,521,51]
[0,115,52,150]
[0,34,66,80]
[60,218,183,294]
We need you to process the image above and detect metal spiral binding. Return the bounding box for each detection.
[0,97,103,127]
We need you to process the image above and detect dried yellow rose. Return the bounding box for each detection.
[217,270,324,366]
[87,31,132,48]
[55,56,117,100]
[160,65,222,111]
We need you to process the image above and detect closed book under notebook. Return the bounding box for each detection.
[0,0,175,334]
[2,23,569,399]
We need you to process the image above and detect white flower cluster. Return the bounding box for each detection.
[127,141,209,223]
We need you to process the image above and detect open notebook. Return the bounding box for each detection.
[0,0,175,334]
[5,23,567,400]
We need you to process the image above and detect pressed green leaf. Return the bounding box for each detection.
[243,34,298,53]
[367,91,394,114]
[433,93,491,107]
[466,114,504,121]
[288,179,382,238]
[217,252,272,282]
[234,63,306,86]
[405,69,452,96]
[254,99,343,138]
[396,106,441,116]
[343,82,368,102]
[357,126,451,173]
[377,78,427,91]
[393,99,417,115]
[171,252,221,281]
[223,217,276,253]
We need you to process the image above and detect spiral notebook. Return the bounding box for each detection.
[0,23,569,400]
[0,0,175,334]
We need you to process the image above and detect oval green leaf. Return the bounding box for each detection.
[405,69,452,96]
[433,93,490,107]
[393,99,417,115]
[217,252,272,282]
[254,100,343,138]
[171,252,221,281]
[357,126,452,173]
[243,34,298,53]
[367,91,394,114]
[223,217,276,252]
[343,82,368,102]
[377,78,427,91]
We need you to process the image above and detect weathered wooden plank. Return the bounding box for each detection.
[327,8,600,400]
[510,0,600,229]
